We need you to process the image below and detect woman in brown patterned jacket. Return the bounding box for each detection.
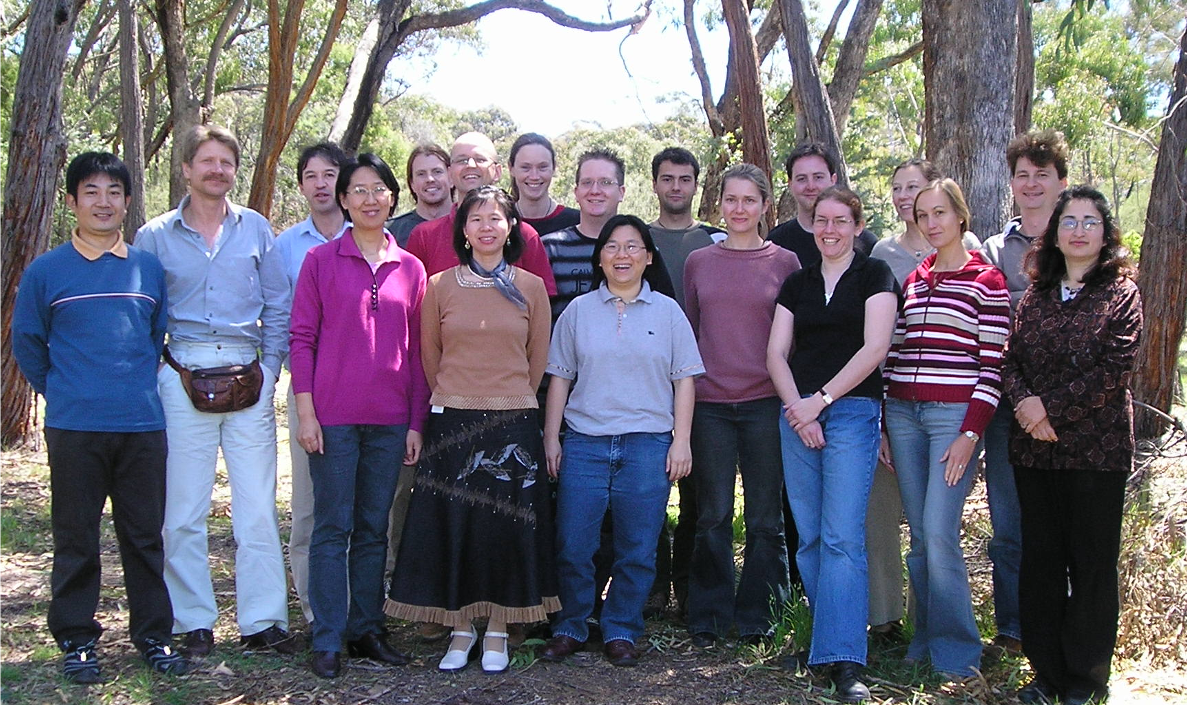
[1002,185,1142,706]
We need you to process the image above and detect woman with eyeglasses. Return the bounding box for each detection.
[766,186,900,702]
[1003,186,1141,705]
[384,186,556,675]
[880,178,1010,678]
[540,214,704,668]
[290,153,429,678]
[509,133,580,236]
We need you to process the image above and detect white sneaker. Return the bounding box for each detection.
[438,626,477,672]
[481,631,510,673]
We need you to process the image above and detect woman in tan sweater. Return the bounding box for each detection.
[385,187,556,674]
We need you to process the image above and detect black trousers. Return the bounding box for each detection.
[1014,466,1126,699]
[45,428,173,650]
[782,488,803,590]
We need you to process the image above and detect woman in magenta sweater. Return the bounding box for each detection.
[881,178,1010,677]
[683,164,800,646]
[289,153,430,678]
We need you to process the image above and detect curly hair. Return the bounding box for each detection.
[1024,185,1136,291]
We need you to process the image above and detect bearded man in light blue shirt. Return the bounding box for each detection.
[135,125,297,659]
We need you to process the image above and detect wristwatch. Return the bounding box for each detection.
[963,430,980,443]
[819,389,834,407]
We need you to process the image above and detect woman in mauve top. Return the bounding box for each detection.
[682,164,800,646]
[1004,186,1141,706]
[385,186,555,675]
[766,186,899,703]
[540,214,704,668]
[290,153,429,678]
[881,178,1010,678]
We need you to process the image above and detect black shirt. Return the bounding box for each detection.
[768,218,878,270]
[522,205,581,236]
[385,211,427,249]
[775,251,900,400]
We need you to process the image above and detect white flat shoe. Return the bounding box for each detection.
[438,626,477,672]
[481,631,510,673]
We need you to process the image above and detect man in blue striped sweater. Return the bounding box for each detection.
[12,152,190,683]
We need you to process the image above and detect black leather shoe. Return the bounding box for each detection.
[347,632,410,665]
[604,639,640,667]
[690,631,716,648]
[832,661,871,703]
[240,625,301,655]
[180,629,215,658]
[1017,676,1059,704]
[539,635,584,663]
[310,651,340,678]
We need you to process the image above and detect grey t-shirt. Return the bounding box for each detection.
[648,223,724,308]
[977,218,1034,312]
[547,282,705,436]
[871,232,983,286]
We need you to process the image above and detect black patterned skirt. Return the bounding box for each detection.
[384,407,560,624]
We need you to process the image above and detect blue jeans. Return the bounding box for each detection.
[884,399,982,676]
[308,424,407,652]
[983,405,1022,640]
[553,431,672,645]
[688,397,789,637]
[779,396,880,666]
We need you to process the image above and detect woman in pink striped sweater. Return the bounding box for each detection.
[881,178,1010,678]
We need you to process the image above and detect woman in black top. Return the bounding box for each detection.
[766,186,899,703]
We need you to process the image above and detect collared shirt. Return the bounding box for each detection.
[977,218,1034,312]
[775,250,900,400]
[274,216,348,298]
[547,282,704,436]
[71,229,129,260]
[134,196,290,373]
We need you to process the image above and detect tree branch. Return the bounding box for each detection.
[814,0,849,64]
[1,5,29,38]
[863,39,922,76]
[684,0,723,136]
[202,0,246,108]
[286,0,348,130]
[400,0,651,35]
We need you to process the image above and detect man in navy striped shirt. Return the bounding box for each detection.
[12,152,190,683]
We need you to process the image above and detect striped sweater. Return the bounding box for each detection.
[884,250,1010,435]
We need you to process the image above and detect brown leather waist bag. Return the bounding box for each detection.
[163,345,264,413]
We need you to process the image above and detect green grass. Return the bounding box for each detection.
[0,498,53,553]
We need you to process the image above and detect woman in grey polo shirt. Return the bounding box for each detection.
[540,214,704,667]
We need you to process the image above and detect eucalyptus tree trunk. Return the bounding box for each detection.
[1,0,87,446]
[1133,29,1187,438]
[118,0,146,238]
[722,0,773,228]
[922,0,1017,241]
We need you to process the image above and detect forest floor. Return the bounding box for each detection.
[2,384,1186,705]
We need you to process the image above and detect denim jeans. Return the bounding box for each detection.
[983,405,1022,640]
[308,424,407,652]
[553,431,672,645]
[688,397,789,637]
[884,399,982,676]
[779,396,880,666]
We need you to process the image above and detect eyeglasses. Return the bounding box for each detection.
[602,242,645,255]
[812,216,854,230]
[577,178,619,190]
[1058,217,1102,233]
[349,185,391,199]
[450,154,493,167]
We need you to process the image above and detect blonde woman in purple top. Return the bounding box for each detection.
[290,154,430,679]
[683,164,800,646]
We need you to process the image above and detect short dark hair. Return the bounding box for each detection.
[66,151,131,198]
[812,185,864,224]
[575,148,625,187]
[589,214,667,292]
[892,157,942,183]
[1007,129,1070,180]
[651,147,700,181]
[335,153,400,220]
[508,133,556,201]
[296,142,347,184]
[1025,185,1135,291]
[784,142,838,179]
[452,186,525,266]
[405,143,451,203]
